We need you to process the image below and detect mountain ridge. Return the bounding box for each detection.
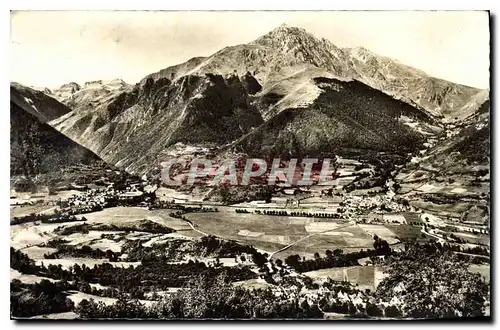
[50,73,265,174]
[10,82,73,122]
[136,24,485,121]
[48,24,486,122]
[39,24,489,174]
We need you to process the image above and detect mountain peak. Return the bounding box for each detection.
[252,24,319,49]
[274,23,303,33]
[59,82,81,90]
[249,24,349,77]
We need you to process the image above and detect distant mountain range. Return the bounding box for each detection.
[420,100,490,168]
[14,24,489,176]
[11,82,72,122]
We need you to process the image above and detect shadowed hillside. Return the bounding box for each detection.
[10,84,110,184]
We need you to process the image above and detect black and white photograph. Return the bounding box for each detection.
[9,10,491,320]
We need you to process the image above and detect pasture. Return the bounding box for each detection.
[303,265,387,291]
[358,224,400,244]
[11,268,57,284]
[10,204,58,219]
[468,264,490,283]
[67,291,154,307]
[74,206,192,232]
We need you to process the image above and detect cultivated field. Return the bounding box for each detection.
[358,224,400,244]
[185,208,408,258]
[10,189,84,206]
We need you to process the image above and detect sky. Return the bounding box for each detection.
[10,11,490,89]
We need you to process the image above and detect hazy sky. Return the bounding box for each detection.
[10,11,490,89]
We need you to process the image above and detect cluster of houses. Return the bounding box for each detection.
[59,179,151,213]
